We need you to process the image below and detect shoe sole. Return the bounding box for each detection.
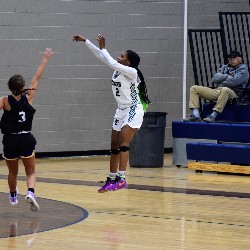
[98,189,108,193]
[25,195,39,212]
[98,186,109,193]
[98,182,112,193]
[10,200,18,206]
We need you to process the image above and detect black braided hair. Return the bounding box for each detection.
[126,50,150,105]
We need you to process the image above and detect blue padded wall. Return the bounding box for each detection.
[172,121,250,142]
[187,142,250,164]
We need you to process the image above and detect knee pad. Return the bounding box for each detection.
[119,146,129,152]
[110,148,120,155]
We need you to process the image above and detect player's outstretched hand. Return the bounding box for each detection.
[44,48,53,59]
[73,35,87,42]
[97,34,105,50]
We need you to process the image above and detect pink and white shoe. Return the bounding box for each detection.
[9,188,18,206]
[25,191,39,212]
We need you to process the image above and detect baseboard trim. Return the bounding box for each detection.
[35,148,173,158]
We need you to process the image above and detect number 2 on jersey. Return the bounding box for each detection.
[116,87,120,96]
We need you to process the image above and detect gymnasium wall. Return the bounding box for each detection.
[0,0,248,154]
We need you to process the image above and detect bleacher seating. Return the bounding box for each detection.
[173,12,250,174]
[173,120,250,173]
[202,102,250,122]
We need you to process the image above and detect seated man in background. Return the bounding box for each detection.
[184,50,249,122]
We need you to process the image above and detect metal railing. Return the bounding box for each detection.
[189,12,250,104]
[219,12,250,66]
[188,29,226,88]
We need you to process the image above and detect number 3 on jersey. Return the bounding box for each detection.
[18,111,26,122]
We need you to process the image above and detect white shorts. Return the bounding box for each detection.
[112,104,144,131]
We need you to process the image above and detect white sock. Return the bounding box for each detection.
[192,108,200,118]
[118,171,126,179]
[108,172,116,180]
[211,111,218,118]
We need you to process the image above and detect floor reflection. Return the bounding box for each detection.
[26,218,39,249]
[7,218,39,250]
[9,222,17,238]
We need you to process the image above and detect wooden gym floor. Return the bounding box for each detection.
[0,154,250,250]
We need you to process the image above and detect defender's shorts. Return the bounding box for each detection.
[2,133,37,160]
[112,104,144,131]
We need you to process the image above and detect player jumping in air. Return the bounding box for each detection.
[73,34,150,192]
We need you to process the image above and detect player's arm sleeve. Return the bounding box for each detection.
[84,39,108,65]
[99,49,137,79]
[84,39,137,79]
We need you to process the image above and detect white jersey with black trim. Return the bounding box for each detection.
[85,39,142,109]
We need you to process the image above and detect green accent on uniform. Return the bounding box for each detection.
[138,89,149,112]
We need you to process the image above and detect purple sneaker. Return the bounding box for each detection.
[25,191,39,212]
[106,177,127,191]
[98,177,114,193]
[9,189,18,206]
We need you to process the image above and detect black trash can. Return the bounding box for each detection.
[129,112,167,168]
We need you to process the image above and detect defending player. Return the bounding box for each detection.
[0,48,53,211]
